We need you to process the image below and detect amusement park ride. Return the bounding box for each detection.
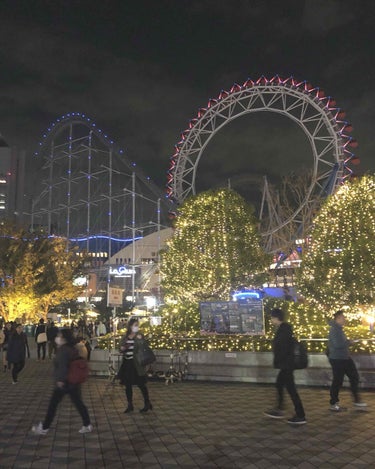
[31,112,173,251]
[30,113,174,304]
[167,75,358,254]
[30,75,358,297]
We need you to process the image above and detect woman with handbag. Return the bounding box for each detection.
[118,318,154,414]
[35,318,48,361]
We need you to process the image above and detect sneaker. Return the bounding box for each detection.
[12,381,18,385]
[287,415,306,425]
[354,401,368,408]
[31,423,49,435]
[264,409,285,419]
[78,424,93,434]
[330,403,341,412]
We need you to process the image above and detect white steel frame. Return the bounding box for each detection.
[168,78,354,252]
[31,115,169,259]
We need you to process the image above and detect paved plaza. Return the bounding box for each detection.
[0,354,374,469]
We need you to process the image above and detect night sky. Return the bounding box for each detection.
[0,0,374,203]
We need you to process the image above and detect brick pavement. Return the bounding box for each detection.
[0,354,374,468]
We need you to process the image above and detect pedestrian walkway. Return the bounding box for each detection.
[0,356,374,468]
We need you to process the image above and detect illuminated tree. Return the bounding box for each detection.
[161,188,269,308]
[33,236,86,317]
[0,224,36,322]
[298,175,375,311]
[0,225,85,322]
[0,290,38,323]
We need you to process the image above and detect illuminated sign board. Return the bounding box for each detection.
[73,276,87,286]
[109,265,136,277]
[108,287,124,306]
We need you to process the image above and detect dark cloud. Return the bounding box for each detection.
[301,0,357,35]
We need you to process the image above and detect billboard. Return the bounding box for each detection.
[200,299,264,335]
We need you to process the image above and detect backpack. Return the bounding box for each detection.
[293,338,308,370]
[67,351,89,385]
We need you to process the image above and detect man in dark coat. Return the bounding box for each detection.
[7,324,29,384]
[264,308,306,424]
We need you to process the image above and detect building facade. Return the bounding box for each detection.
[0,135,25,223]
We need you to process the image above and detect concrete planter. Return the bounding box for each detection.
[153,350,375,388]
[89,348,375,388]
[89,349,110,376]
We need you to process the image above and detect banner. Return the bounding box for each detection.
[108,286,124,306]
[200,299,264,335]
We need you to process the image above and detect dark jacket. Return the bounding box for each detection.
[53,343,74,382]
[272,322,294,370]
[7,332,28,363]
[35,323,47,343]
[119,335,147,377]
[47,325,59,341]
[328,321,350,359]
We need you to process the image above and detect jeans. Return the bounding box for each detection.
[37,342,46,360]
[43,384,90,429]
[12,360,25,382]
[329,358,359,405]
[276,369,305,418]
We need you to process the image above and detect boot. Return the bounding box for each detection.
[139,401,153,413]
[124,402,134,414]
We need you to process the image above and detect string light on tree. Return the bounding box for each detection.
[298,174,375,320]
[160,188,270,332]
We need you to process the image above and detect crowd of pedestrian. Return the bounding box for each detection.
[0,314,118,436]
[0,318,92,379]
[0,309,369,435]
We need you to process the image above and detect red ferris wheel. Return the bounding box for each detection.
[167,75,358,252]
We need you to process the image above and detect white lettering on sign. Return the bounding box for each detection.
[109,266,136,277]
[225,353,237,358]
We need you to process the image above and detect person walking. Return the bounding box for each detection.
[2,322,13,372]
[7,324,30,384]
[47,321,59,359]
[264,308,306,425]
[118,318,152,413]
[328,310,367,411]
[35,318,48,361]
[31,328,92,435]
